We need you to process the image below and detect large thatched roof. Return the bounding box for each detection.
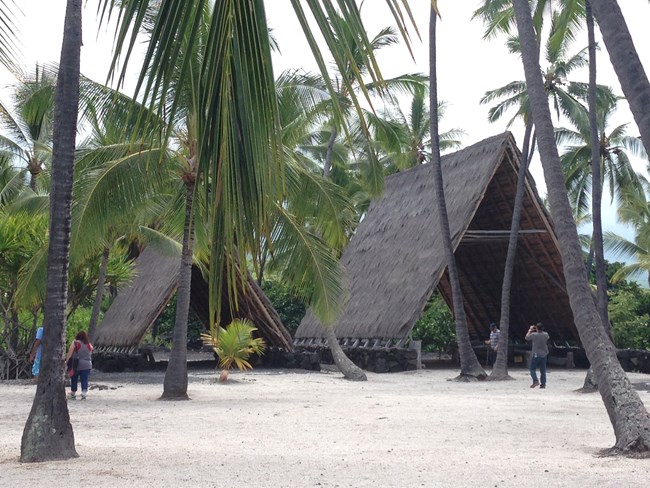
[296,132,578,345]
[94,248,292,352]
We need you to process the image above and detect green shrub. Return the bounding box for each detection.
[261,279,306,337]
[150,295,203,348]
[66,307,93,345]
[609,288,650,350]
[412,294,456,353]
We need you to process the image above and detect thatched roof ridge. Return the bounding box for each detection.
[296,132,578,345]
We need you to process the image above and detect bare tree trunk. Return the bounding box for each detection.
[161,176,195,400]
[324,327,366,381]
[588,0,650,155]
[429,8,485,381]
[490,122,533,380]
[88,246,110,342]
[20,0,81,462]
[513,0,650,454]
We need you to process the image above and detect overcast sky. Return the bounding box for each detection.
[3,0,650,248]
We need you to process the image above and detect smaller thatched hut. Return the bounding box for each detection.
[296,132,579,348]
[93,247,292,353]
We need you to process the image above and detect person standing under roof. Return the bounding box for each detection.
[484,322,500,366]
[526,322,550,388]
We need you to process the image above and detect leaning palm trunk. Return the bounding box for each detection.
[321,125,363,379]
[20,0,81,462]
[88,246,110,342]
[513,0,650,454]
[429,8,485,380]
[324,327,366,381]
[490,123,534,380]
[161,175,195,400]
[588,0,650,157]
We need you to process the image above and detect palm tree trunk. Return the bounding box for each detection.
[323,127,338,178]
[581,2,609,393]
[513,0,650,454]
[490,122,534,380]
[429,8,485,380]
[321,125,362,377]
[585,240,594,275]
[88,246,110,342]
[324,327,366,381]
[586,1,609,331]
[161,178,195,400]
[588,0,650,156]
[9,287,19,352]
[20,0,81,462]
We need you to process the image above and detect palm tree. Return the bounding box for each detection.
[0,156,46,353]
[587,0,650,158]
[272,71,366,381]
[98,0,419,327]
[70,92,177,342]
[0,0,19,72]
[480,42,592,129]
[19,0,417,459]
[557,95,647,241]
[430,5,486,380]
[318,15,426,180]
[0,66,56,190]
[557,90,645,206]
[20,0,81,463]
[201,318,266,382]
[512,0,650,454]
[603,186,650,286]
[474,0,585,53]
[558,90,647,359]
[475,3,592,380]
[584,0,608,343]
[369,87,464,175]
[0,151,26,207]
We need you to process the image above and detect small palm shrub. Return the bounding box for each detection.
[200,319,266,382]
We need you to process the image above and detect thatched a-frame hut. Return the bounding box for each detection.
[93,247,292,352]
[296,132,579,346]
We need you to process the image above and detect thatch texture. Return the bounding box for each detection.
[94,248,292,352]
[94,247,178,350]
[296,132,578,346]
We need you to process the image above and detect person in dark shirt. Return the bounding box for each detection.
[526,322,550,389]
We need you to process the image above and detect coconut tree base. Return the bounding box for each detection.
[599,442,650,458]
[159,391,190,401]
[324,328,367,381]
[486,373,515,381]
[576,367,599,393]
[449,372,487,382]
[21,388,78,462]
[218,369,229,382]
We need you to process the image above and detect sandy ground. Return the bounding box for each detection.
[1,366,649,488]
